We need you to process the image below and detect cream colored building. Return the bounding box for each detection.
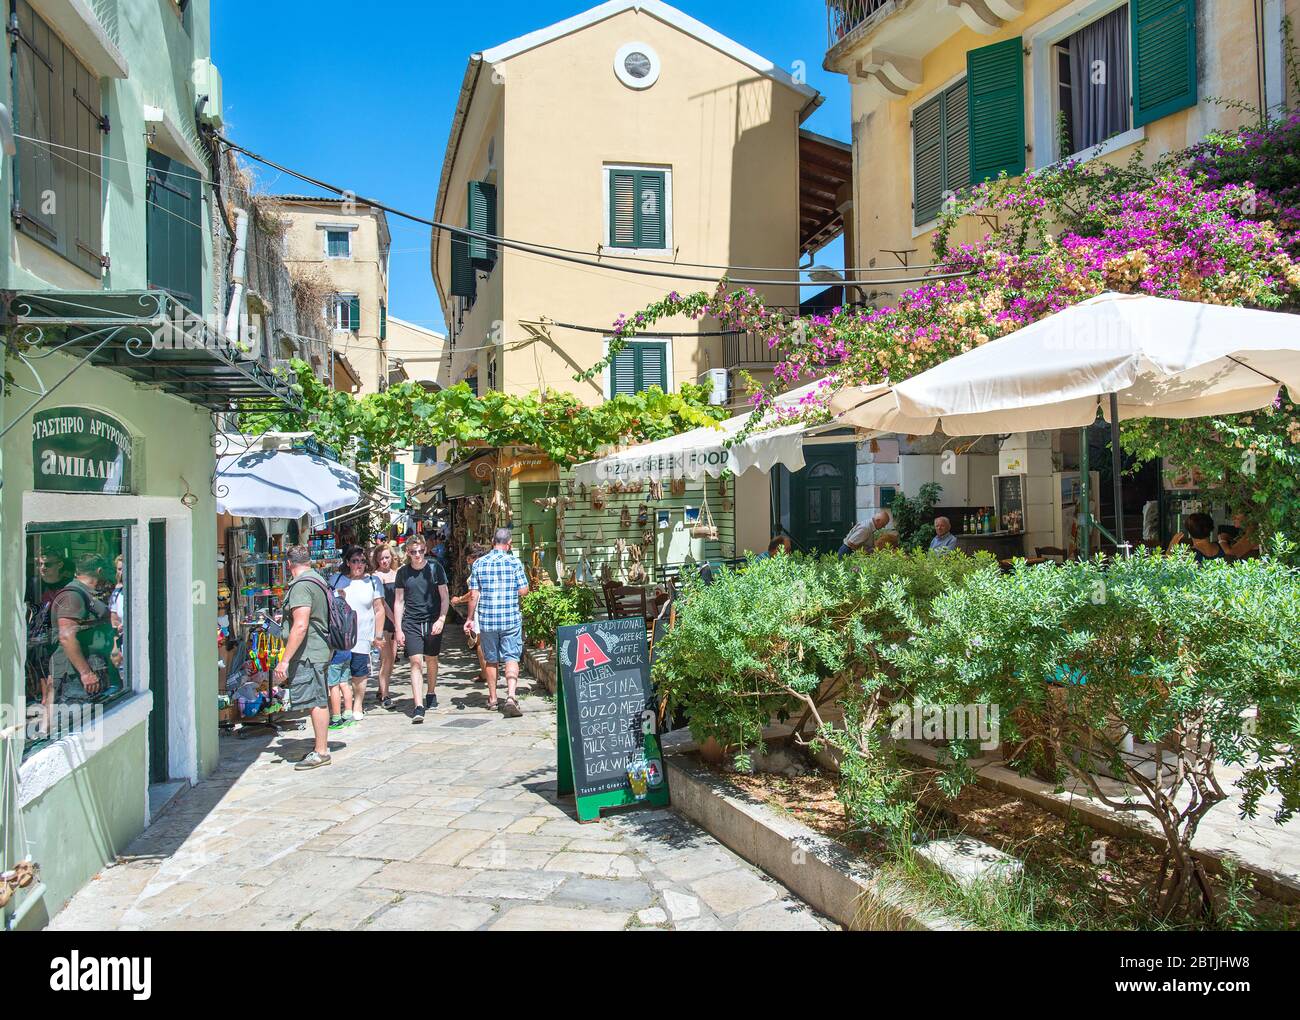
[429,0,849,412]
[817,0,1296,553]
[386,315,449,503]
[826,0,1293,290]
[271,196,393,394]
[426,0,854,563]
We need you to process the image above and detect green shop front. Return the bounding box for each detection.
[0,292,299,929]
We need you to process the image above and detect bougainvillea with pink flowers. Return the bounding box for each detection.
[595,111,1300,539]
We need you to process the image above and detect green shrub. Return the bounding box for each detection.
[521,583,600,647]
[889,481,942,551]
[886,550,1300,920]
[652,548,994,833]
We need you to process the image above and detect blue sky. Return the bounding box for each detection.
[212,1,850,334]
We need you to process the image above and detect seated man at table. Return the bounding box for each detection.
[929,516,958,554]
[838,509,891,556]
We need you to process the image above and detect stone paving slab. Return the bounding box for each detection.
[49,633,835,932]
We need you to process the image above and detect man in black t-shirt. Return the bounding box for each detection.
[393,536,449,723]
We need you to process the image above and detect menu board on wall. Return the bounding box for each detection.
[556,616,669,822]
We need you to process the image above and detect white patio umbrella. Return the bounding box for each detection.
[832,292,1300,547]
[573,378,843,485]
[215,446,361,519]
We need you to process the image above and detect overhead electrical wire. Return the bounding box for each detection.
[214,133,971,289]
[17,131,969,283]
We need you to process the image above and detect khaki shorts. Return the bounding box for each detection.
[286,660,329,711]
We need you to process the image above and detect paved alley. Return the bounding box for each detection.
[49,633,833,931]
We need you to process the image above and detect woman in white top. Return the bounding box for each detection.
[330,545,385,719]
[370,542,399,709]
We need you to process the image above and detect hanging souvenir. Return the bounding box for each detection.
[670,478,686,497]
[620,506,631,529]
[649,479,663,500]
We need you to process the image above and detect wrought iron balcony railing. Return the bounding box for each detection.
[826,0,894,50]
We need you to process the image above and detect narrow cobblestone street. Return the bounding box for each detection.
[50,633,833,931]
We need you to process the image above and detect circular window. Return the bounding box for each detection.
[614,42,660,90]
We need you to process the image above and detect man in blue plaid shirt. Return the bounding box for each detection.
[465,527,530,717]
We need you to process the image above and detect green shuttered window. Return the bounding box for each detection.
[380,300,387,340]
[610,341,668,396]
[348,295,361,331]
[146,150,204,307]
[608,168,667,249]
[467,180,497,267]
[389,462,406,511]
[1131,0,1197,126]
[13,0,106,277]
[912,79,969,226]
[450,230,476,299]
[967,36,1025,184]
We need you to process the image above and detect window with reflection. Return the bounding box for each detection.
[24,526,130,756]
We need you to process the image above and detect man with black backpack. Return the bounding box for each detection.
[273,545,346,770]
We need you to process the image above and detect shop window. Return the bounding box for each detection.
[24,525,131,758]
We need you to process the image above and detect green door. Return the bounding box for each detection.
[519,484,559,582]
[148,520,168,783]
[791,445,856,555]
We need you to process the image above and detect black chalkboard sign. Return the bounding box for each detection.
[555,616,669,821]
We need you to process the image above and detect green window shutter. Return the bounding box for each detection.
[467,180,497,266]
[636,341,667,391]
[912,94,945,226]
[944,79,970,196]
[611,342,667,395]
[634,171,665,249]
[611,345,638,395]
[389,462,406,510]
[1131,0,1197,127]
[967,36,1025,183]
[450,229,477,298]
[380,300,387,340]
[348,295,360,331]
[609,170,637,247]
[146,150,203,308]
[13,0,104,276]
[608,169,666,249]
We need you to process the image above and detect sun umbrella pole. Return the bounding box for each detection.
[1109,393,1126,551]
[1079,425,1090,559]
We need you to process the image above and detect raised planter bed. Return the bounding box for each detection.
[664,748,966,931]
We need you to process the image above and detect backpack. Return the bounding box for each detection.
[287,574,357,652]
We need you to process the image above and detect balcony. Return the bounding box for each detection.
[724,332,784,369]
[826,0,895,50]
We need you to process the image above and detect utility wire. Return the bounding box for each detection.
[215,133,972,289]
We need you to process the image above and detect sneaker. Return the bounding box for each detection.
[381,695,393,709]
[351,709,364,721]
[328,715,348,731]
[425,692,438,710]
[501,699,522,718]
[294,751,332,770]
[412,705,425,724]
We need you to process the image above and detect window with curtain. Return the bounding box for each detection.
[1058,4,1131,157]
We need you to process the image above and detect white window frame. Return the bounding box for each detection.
[909,69,968,238]
[601,336,674,399]
[1026,0,1145,170]
[602,164,673,256]
[17,493,199,818]
[319,224,355,259]
[328,293,358,332]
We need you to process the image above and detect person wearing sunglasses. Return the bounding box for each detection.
[326,545,386,725]
[394,536,449,723]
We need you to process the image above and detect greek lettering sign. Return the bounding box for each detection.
[32,407,135,494]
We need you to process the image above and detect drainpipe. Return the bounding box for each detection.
[224,208,249,351]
